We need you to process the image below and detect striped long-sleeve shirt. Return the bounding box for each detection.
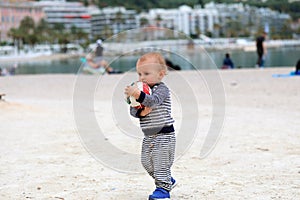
[130,82,175,136]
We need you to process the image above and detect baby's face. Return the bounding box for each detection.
[136,60,164,87]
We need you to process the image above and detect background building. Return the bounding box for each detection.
[0,0,294,43]
[36,0,91,34]
[0,1,44,42]
[91,7,138,40]
[140,2,291,39]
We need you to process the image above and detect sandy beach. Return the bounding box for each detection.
[0,68,299,199]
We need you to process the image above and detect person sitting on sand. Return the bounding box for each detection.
[222,53,234,69]
[84,39,122,74]
[85,54,121,74]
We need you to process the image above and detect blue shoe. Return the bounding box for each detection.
[148,188,170,200]
[171,177,177,189]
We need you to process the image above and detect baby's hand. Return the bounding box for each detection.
[140,107,152,116]
[125,83,140,99]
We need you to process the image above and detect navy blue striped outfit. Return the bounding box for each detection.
[130,82,176,191]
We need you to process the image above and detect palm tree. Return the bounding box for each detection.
[140,17,149,27]
[198,0,204,8]
[7,28,23,53]
[19,16,36,46]
[51,23,71,52]
[155,14,162,27]
[213,23,221,38]
[35,18,51,44]
[70,25,89,44]
[114,11,125,34]
[101,25,113,40]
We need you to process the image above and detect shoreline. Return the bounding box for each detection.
[0,66,296,77]
[0,53,84,63]
[1,38,300,62]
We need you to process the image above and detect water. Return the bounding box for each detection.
[1,46,299,75]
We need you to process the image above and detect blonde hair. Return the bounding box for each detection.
[137,52,167,74]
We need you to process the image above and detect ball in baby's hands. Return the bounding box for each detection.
[126,81,151,108]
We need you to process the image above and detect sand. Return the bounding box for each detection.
[0,68,299,200]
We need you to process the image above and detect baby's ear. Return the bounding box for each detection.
[159,70,165,78]
[162,69,168,76]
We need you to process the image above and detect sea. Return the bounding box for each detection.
[1,45,299,75]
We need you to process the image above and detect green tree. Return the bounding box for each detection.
[101,25,113,40]
[114,11,125,33]
[51,23,70,52]
[198,0,204,8]
[213,23,221,38]
[19,16,36,46]
[35,18,51,44]
[279,20,293,39]
[140,17,149,27]
[7,28,23,52]
[155,14,162,27]
[70,25,89,43]
[83,0,89,6]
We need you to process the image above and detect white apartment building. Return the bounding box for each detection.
[205,2,291,37]
[91,7,138,40]
[35,0,91,33]
[147,6,191,35]
[142,2,291,38]
[145,5,219,37]
[193,5,219,36]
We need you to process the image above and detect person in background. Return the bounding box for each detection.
[222,53,234,69]
[165,58,181,70]
[95,39,104,58]
[256,32,267,68]
[85,54,120,74]
[0,67,9,76]
[83,39,122,74]
[295,59,300,75]
[94,39,106,64]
